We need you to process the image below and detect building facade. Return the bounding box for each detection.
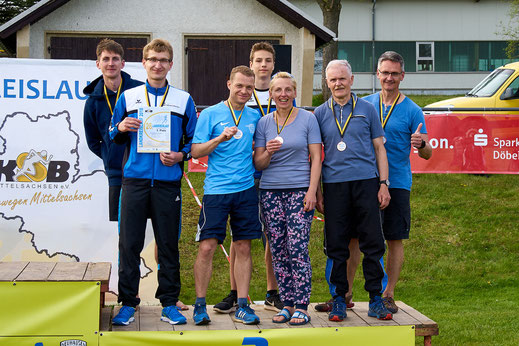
[0,0,334,106]
[291,0,514,95]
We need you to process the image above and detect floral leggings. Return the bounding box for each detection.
[260,189,314,307]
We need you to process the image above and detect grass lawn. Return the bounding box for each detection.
[178,172,519,345]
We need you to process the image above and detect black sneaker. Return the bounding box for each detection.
[213,291,237,313]
[264,292,283,312]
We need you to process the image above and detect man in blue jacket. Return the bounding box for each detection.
[83,39,143,221]
[109,39,197,326]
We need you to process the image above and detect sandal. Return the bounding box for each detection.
[176,300,189,311]
[345,294,354,309]
[289,310,311,326]
[272,308,291,323]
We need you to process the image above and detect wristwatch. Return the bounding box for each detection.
[379,179,390,187]
[182,151,192,161]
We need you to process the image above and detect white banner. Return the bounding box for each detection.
[0,58,160,302]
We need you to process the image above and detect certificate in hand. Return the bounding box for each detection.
[137,107,171,153]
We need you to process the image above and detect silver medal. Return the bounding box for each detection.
[337,141,347,151]
[274,136,284,144]
[233,129,243,140]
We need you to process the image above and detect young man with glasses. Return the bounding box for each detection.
[109,38,197,326]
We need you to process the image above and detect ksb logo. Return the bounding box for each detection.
[0,149,70,182]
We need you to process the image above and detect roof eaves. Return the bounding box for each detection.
[0,0,71,39]
[256,0,336,47]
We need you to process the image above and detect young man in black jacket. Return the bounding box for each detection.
[83,39,143,221]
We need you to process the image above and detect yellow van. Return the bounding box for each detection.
[424,62,519,114]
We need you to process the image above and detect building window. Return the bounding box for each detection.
[435,41,514,72]
[46,34,150,61]
[416,42,434,72]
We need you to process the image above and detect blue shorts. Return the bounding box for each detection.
[196,186,262,244]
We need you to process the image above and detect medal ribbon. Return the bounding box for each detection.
[329,94,356,138]
[103,82,122,115]
[252,90,272,117]
[226,99,244,127]
[379,92,400,129]
[145,84,169,107]
[275,107,294,135]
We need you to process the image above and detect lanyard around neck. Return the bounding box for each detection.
[252,90,272,117]
[145,84,169,107]
[227,99,244,126]
[379,92,400,129]
[329,94,356,138]
[275,107,294,135]
[103,82,122,115]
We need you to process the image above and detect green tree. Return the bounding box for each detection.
[500,0,519,58]
[0,0,39,25]
[317,0,341,101]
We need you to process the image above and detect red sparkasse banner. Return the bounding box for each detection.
[187,113,519,174]
[411,113,519,174]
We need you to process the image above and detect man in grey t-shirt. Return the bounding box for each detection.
[314,59,392,322]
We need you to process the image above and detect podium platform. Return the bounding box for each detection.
[0,261,438,346]
[104,302,438,345]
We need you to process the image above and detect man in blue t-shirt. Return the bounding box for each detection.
[314,60,393,321]
[361,51,432,313]
[191,66,262,326]
[214,43,284,314]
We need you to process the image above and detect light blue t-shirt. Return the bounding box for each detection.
[254,109,322,189]
[193,101,260,194]
[363,93,427,191]
[314,94,384,183]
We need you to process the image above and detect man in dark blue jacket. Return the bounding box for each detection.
[83,38,143,221]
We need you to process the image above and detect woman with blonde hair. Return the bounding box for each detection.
[254,72,322,325]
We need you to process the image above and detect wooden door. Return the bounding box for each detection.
[186,38,281,106]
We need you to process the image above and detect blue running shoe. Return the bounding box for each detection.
[161,305,187,325]
[368,296,393,320]
[233,305,260,325]
[328,297,347,321]
[112,306,135,326]
[193,304,211,325]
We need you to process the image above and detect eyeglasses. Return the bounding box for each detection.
[145,57,171,64]
[378,70,402,78]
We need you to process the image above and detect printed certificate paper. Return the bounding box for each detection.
[137,107,171,153]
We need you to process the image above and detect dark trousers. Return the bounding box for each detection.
[118,179,181,307]
[323,178,385,299]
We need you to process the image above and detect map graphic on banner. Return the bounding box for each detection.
[0,58,161,303]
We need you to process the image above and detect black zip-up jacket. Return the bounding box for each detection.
[83,71,143,185]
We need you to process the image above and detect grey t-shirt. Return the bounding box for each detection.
[254,108,322,189]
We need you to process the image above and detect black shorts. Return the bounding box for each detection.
[382,188,411,240]
[108,185,121,222]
